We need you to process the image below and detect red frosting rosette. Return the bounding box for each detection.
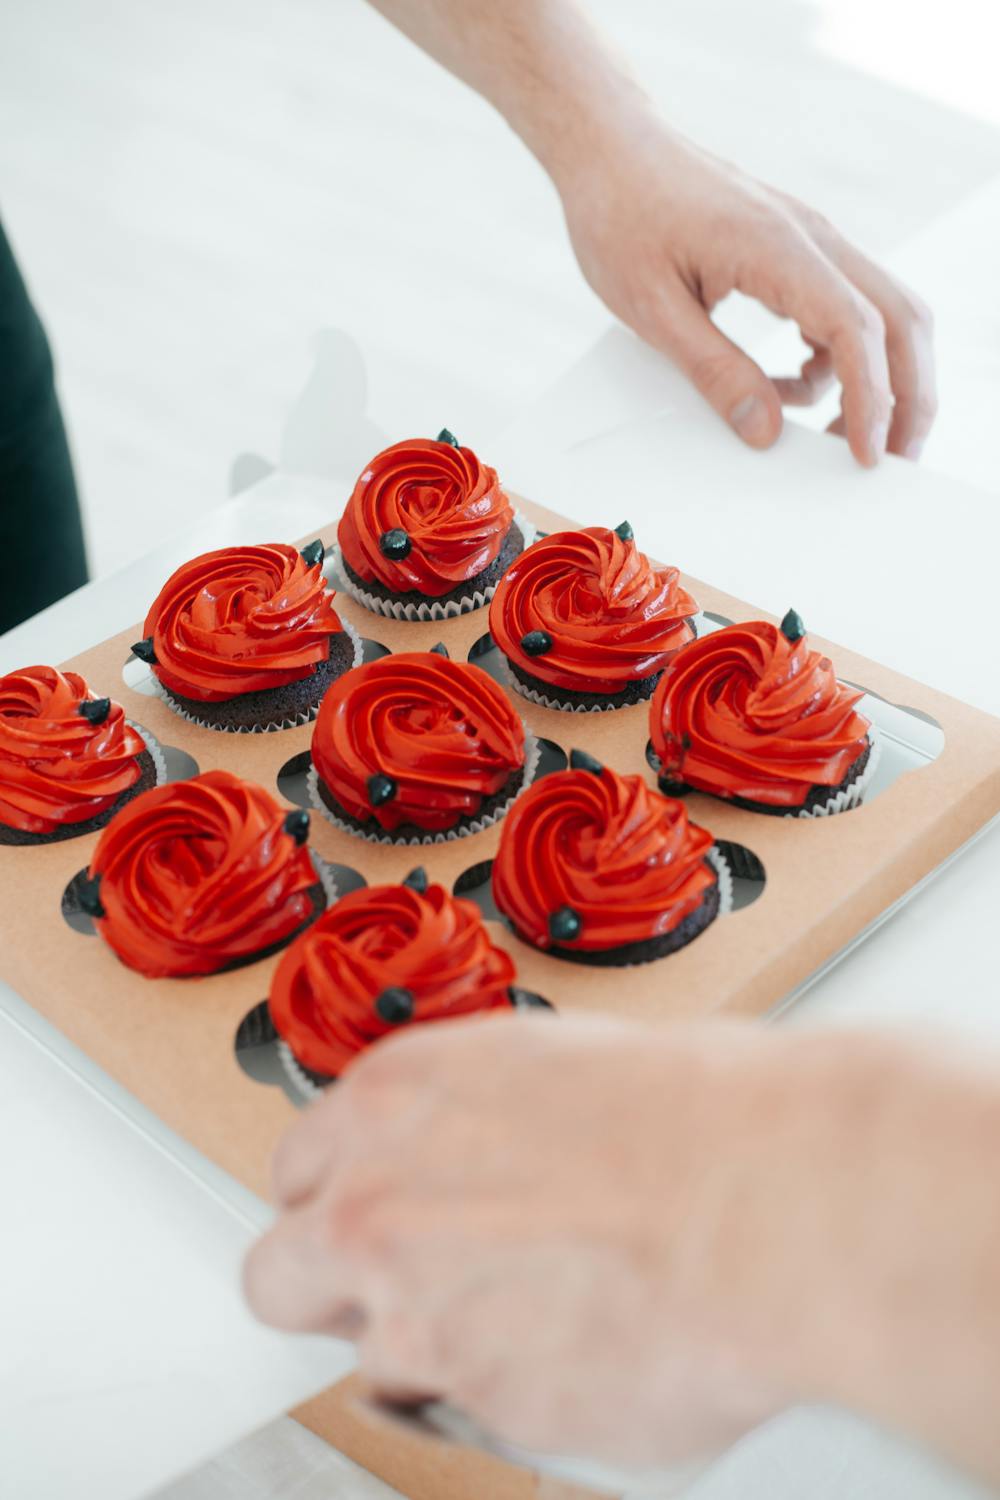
[0,666,147,834]
[140,544,343,702]
[269,875,516,1077]
[492,762,718,954]
[85,770,322,977]
[488,526,697,697]
[650,618,872,809]
[311,651,527,835]
[337,437,514,596]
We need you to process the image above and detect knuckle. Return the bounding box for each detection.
[897,391,939,433]
[326,1177,398,1255]
[361,1307,444,1386]
[854,297,886,342]
[690,350,737,401]
[898,288,935,335]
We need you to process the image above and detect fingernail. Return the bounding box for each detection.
[729,396,771,446]
[904,439,924,462]
[869,419,889,463]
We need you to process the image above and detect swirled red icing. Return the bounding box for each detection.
[143,544,343,702]
[0,666,146,834]
[337,438,514,596]
[88,770,320,977]
[311,652,526,833]
[492,765,716,951]
[650,621,871,808]
[269,879,515,1075]
[488,527,697,693]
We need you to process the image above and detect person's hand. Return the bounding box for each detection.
[556,121,936,467]
[243,1014,915,1469]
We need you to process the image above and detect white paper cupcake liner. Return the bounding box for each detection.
[329,514,537,622]
[127,721,168,786]
[310,849,339,906]
[277,1038,327,1103]
[154,619,363,733]
[307,729,543,846]
[707,843,734,917]
[785,729,882,819]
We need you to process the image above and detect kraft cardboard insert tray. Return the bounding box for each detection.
[4,494,1000,1500]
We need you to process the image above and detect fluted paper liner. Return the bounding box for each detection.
[330,515,537,621]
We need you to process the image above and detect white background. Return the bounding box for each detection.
[2,2,1000,1498]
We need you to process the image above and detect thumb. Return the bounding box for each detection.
[652,291,783,450]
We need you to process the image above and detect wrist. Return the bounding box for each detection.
[639,1033,955,1416]
[689,1031,1000,1481]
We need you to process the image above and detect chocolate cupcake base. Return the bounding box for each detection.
[507,847,732,969]
[0,722,168,847]
[309,759,533,846]
[659,733,880,819]
[334,520,532,621]
[505,658,663,713]
[157,624,363,733]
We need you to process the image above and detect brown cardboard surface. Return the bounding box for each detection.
[4,493,1000,1497]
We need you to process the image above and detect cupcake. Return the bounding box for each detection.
[75,770,327,977]
[334,432,527,620]
[488,523,697,711]
[0,665,163,846]
[131,542,360,731]
[309,646,535,843]
[492,753,729,967]
[269,866,539,1098]
[649,611,879,817]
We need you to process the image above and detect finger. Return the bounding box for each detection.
[773,345,835,406]
[740,233,892,466]
[270,1087,353,1209]
[650,284,783,450]
[826,414,847,437]
[823,244,937,459]
[243,1202,367,1333]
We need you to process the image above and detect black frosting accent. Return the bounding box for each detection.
[77,873,105,918]
[379,528,412,561]
[780,608,806,643]
[429,642,450,658]
[299,539,326,569]
[367,773,398,808]
[507,986,553,1011]
[436,428,460,448]
[131,637,157,665]
[569,749,604,776]
[375,986,415,1025]
[548,906,582,943]
[78,696,111,725]
[521,630,553,658]
[403,866,429,893]
[283,809,310,845]
[614,520,634,542]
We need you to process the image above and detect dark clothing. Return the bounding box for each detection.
[0,220,87,635]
